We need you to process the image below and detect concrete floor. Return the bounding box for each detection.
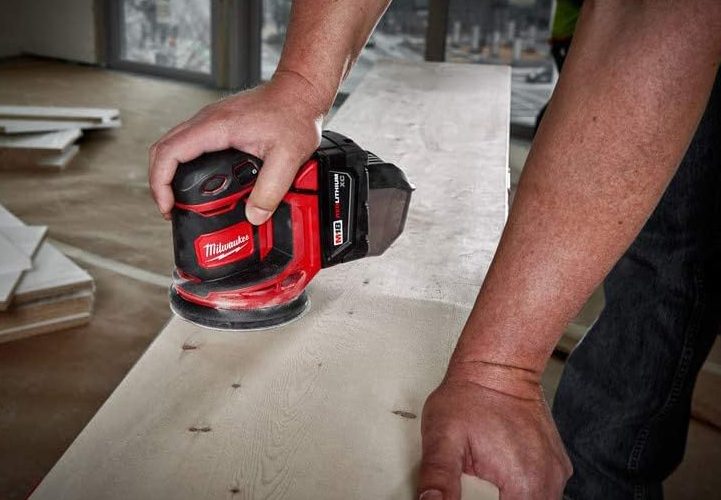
[0,57,222,499]
[0,57,718,499]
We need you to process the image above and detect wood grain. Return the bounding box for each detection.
[30,61,510,500]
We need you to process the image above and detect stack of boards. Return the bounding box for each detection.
[0,105,121,170]
[0,204,94,343]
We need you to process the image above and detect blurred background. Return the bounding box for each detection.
[110,0,555,131]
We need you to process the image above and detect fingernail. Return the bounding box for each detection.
[419,490,443,500]
[246,205,272,225]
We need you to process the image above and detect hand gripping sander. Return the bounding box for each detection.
[169,131,413,330]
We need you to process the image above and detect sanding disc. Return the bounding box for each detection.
[169,287,310,332]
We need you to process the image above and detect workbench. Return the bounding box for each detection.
[30,61,510,499]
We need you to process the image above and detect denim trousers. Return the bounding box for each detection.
[552,67,721,499]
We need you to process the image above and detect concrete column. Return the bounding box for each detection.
[452,20,461,46]
[506,20,515,42]
[471,25,481,51]
[512,38,523,62]
[491,30,501,58]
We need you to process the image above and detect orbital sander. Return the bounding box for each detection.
[169,131,413,330]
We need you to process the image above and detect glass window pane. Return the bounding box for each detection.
[121,0,211,74]
[447,0,555,128]
[262,0,425,94]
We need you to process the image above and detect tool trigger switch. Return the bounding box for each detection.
[233,160,259,186]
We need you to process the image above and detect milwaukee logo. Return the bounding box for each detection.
[204,234,250,262]
[194,222,255,269]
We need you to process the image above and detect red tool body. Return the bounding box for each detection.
[169,131,413,330]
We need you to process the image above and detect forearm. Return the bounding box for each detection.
[273,0,391,114]
[451,0,721,394]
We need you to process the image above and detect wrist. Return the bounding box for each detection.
[445,357,544,401]
[270,67,335,118]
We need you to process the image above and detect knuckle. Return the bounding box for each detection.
[213,116,232,138]
[149,141,170,163]
[154,140,170,157]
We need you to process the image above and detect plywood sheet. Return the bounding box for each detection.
[30,61,510,500]
[0,225,47,310]
[0,312,91,344]
[0,225,48,253]
[0,231,32,274]
[0,105,119,123]
[0,204,22,225]
[0,128,81,152]
[36,144,80,169]
[0,290,93,343]
[0,144,80,170]
[0,118,121,134]
[0,204,94,307]
[14,243,94,305]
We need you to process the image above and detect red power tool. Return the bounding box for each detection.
[169,131,413,330]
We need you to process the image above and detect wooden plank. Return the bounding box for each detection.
[36,144,80,170]
[0,290,93,343]
[0,231,32,274]
[13,243,94,305]
[0,208,23,307]
[0,312,91,344]
[0,144,80,170]
[0,225,47,310]
[0,128,81,152]
[0,204,22,225]
[30,61,510,500]
[0,105,119,123]
[0,225,48,253]
[0,118,122,134]
[0,204,95,307]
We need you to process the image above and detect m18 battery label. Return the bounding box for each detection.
[329,171,352,248]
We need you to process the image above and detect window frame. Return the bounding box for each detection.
[103,0,261,89]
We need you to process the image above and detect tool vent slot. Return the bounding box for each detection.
[366,152,384,165]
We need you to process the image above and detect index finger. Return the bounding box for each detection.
[148,121,231,217]
[245,147,306,225]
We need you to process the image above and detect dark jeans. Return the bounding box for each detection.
[552,68,721,499]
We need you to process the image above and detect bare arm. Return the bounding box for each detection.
[275,0,391,114]
[420,1,721,498]
[148,0,390,223]
[454,0,721,393]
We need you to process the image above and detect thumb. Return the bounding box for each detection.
[245,147,303,225]
[418,428,465,500]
